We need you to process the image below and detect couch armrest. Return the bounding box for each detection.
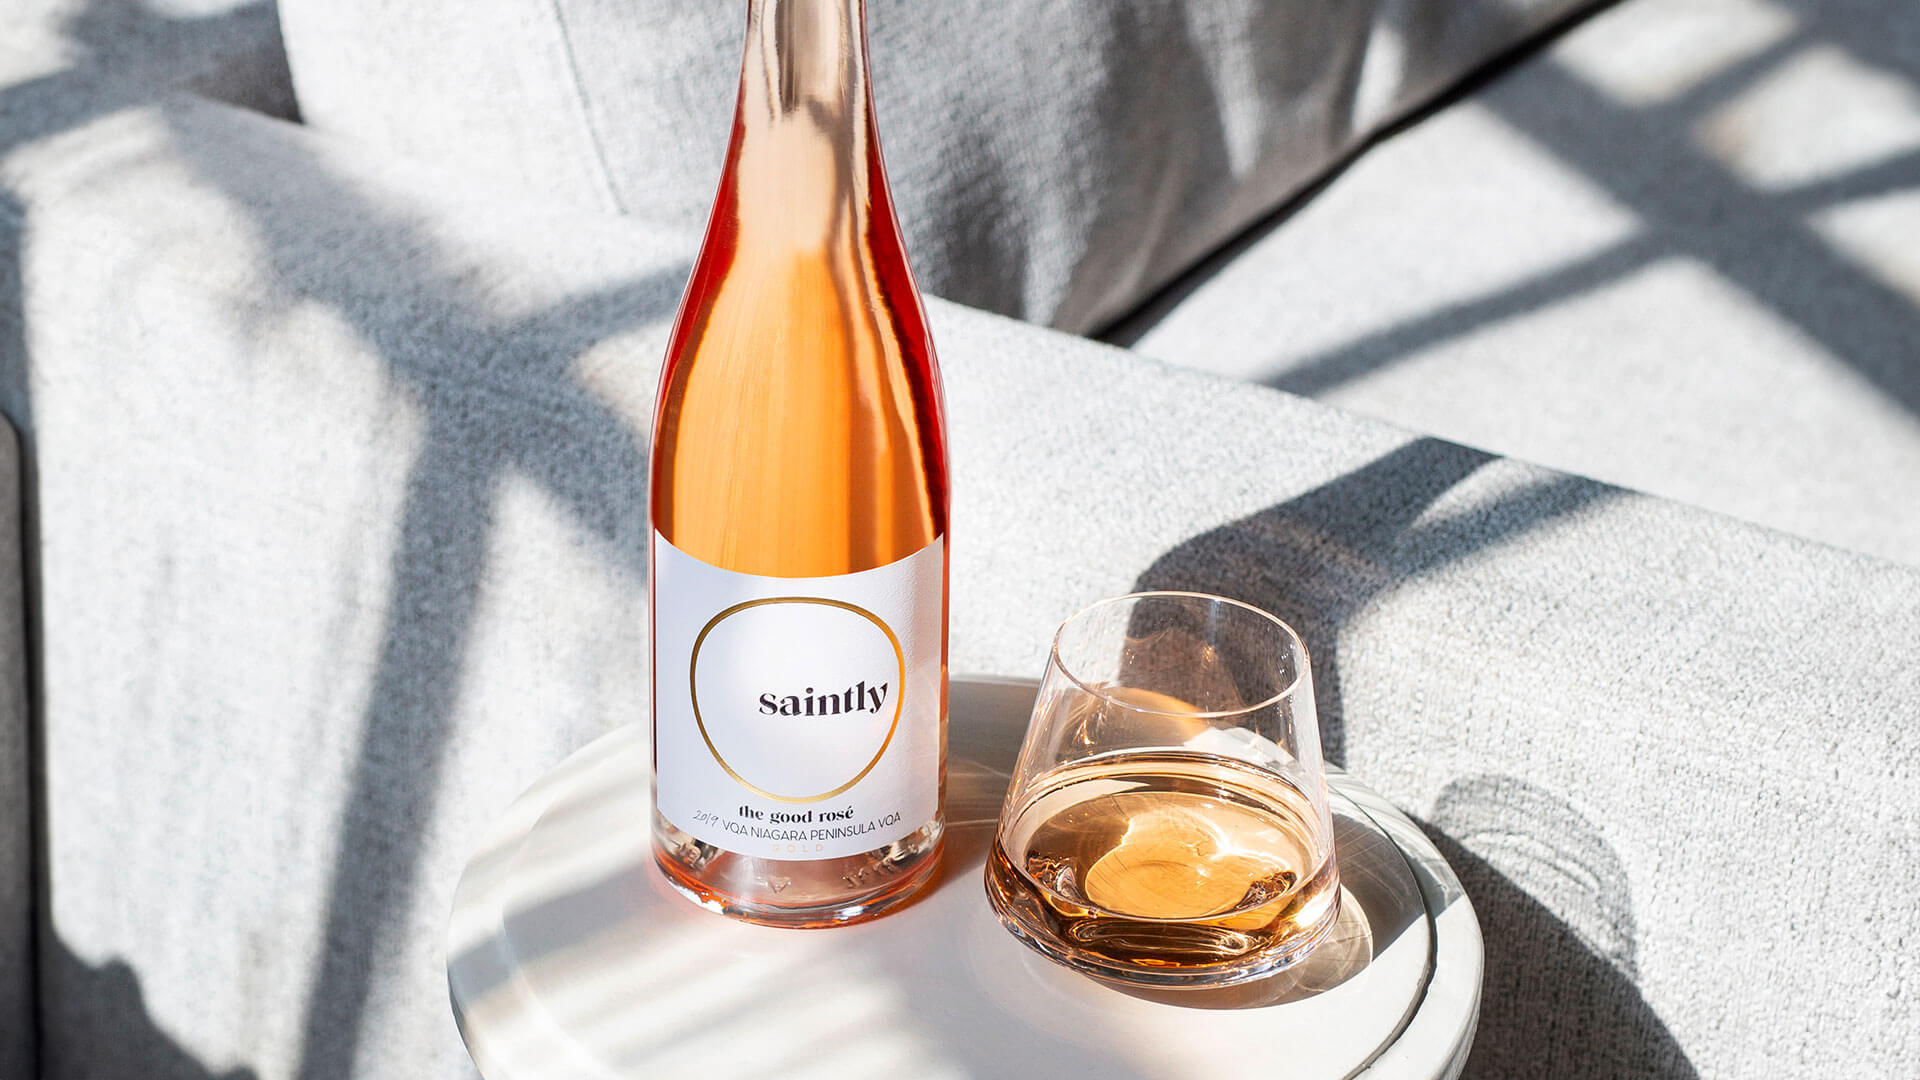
[3,58,1917,1080]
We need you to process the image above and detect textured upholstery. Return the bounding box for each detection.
[1,0,293,114]
[3,56,1919,1080]
[1117,0,1920,566]
[0,421,31,1080]
[4,2,1919,1079]
[274,0,1596,334]
[2,4,296,1076]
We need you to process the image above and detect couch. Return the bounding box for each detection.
[1,1,1915,1078]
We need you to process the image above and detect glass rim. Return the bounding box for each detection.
[1047,590,1311,719]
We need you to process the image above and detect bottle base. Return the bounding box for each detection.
[652,812,945,928]
[655,842,943,928]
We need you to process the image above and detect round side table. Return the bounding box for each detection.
[449,678,1481,1079]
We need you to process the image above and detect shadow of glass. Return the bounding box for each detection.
[1421,775,1698,1079]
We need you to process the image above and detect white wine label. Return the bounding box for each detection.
[652,533,945,861]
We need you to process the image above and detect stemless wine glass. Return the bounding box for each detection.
[985,592,1340,988]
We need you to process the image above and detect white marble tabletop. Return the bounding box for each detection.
[448,677,1482,1079]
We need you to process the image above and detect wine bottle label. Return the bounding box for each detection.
[652,532,945,861]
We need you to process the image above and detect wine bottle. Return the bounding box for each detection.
[648,0,949,927]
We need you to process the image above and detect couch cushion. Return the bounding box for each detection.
[1,0,293,116]
[1115,0,1920,566]
[4,67,1919,1078]
[275,0,1595,334]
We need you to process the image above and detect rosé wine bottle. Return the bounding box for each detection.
[648,0,948,927]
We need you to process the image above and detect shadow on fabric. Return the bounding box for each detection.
[1133,443,1693,1076]
[1133,437,1614,767]
[0,179,43,1080]
[152,95,679,1080]
[41,941,261,1080]
[1422,776,1698,1079]
[2,1,679,1077]
[1110,0,1920,425]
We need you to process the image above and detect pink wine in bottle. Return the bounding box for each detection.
[648,0,948,927]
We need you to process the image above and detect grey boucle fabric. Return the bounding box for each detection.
[3,0,294,115]
[3,59,1919,1080]
[0,422,31,1080]
[1117,0,1920,567]
[274,0,1595,335]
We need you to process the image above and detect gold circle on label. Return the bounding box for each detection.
[688,596,909,805]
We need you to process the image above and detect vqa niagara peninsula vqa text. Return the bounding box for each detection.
[648,0,949,927]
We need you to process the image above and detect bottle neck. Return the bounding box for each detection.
[731,0,876,252]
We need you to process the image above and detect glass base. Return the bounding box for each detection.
[984,860,1342,989]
